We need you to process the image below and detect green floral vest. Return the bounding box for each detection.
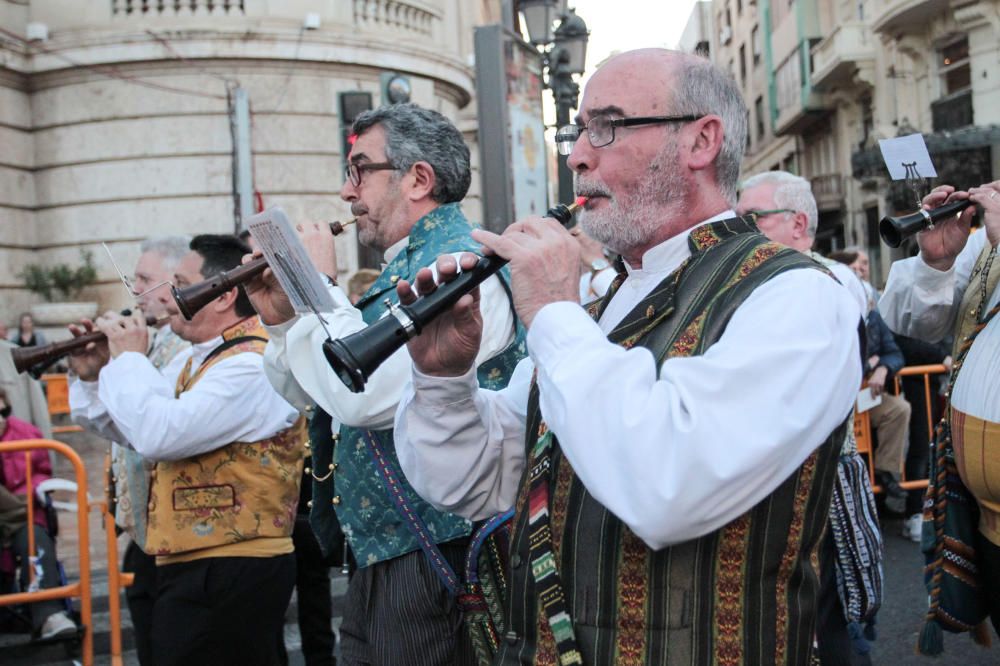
[309,203,527,567]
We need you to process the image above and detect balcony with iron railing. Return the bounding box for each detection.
[810,22,874,91]
[106,0,441,39]
[810,174,844,211]
[870,0,951,35]
[931,89,974,133]
[111,0,244,14]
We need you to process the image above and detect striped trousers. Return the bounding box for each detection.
[339,539,476,666]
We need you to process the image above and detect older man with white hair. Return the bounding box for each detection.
[739,171,879,665]
[69,234,191,666]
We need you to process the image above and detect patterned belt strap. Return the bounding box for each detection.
[528,428,583,665]
[464,507,514,584]
[362,430,460,595]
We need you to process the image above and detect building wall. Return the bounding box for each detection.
[709,0,1000,285]
[0,0,496,323]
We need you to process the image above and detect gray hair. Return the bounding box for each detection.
[740,170,819,238]
[140,235,192,271]
[352,103,471,204]
[668,56,747,205]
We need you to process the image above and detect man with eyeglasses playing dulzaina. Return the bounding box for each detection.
[246,103,525,665]
[392,49,863,665]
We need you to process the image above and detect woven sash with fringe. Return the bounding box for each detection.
[918,253,1000,654]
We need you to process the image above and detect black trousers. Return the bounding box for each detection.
[11,524,63,632]
[279,515,336,666]
[151,553,295,666]
[123,540,158,666]
[979,532,1000,638]
[339,540,474,666]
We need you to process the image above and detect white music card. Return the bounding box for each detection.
[245,207,336,315]
[878,134,937,180]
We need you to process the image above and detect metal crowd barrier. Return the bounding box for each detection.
[0,439,93,665]
[41,374,83,435]
[855,363,948,494]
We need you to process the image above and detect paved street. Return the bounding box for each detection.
[2,425,998,664]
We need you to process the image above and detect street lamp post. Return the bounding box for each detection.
[518,2,589,206]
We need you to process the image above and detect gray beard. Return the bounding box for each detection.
[578,141,689,257]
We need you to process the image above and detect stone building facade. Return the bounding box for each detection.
[0,0,500,323]
[708,0,1000,285]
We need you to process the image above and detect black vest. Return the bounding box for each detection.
[498,218,852,665]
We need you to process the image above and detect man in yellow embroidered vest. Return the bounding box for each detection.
[881,181,1000,641]
[68,234,191,666]
[79,234,305,666]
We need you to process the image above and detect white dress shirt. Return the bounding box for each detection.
[395,212,862,550]
[880,227,1000,421]
[71,332,299,462]
[263,235,515,430]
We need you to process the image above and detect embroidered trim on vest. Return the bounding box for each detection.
[773,450,820,666]
[714,514,751,665]
[614,529,650,664]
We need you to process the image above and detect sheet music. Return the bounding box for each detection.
[878,134,938,180]
[246,207,336,314]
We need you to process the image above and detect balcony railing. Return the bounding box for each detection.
[870,0,950,35]
[112,0,244,14]
[810,174,844,211]
[810,22,874,91]
[931,89,973,133]
[353,0,438,38]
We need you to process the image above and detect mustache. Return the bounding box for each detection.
[574,180,613,199]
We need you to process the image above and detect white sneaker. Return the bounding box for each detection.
[39,610,76,640]
[901,513,922,543]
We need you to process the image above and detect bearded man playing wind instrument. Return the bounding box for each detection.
[247,103,524,665]
[393,49,862,664]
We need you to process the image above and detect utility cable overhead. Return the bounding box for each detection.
[0,26,227,101]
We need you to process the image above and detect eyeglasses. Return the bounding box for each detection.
[345,161,399,187]
[554,114,704,156]
[743,208,797,222]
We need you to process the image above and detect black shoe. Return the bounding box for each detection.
[876,472,907,514]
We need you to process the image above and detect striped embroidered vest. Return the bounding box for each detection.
[498,218,850,665]
[144,318,307,558]
[309,202,527,567]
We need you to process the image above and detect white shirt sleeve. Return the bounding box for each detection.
[827,262,869,317]
[262,316,313,412]
[97,350,300,462]
[397,268,862,549]
[395,357,533,520]
[69,375,128,443]
[269,258,515,430]
[879,228,986,341]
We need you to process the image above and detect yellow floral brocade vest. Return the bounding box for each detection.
[144,318,306,560]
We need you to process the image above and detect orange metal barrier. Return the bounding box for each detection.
[856,363,948,495]
[0,438,93,665]
[99,503,130,666]
[41,374,83,434]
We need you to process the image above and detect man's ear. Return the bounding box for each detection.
[214,286,239,313]
[792,211,809,239]
[686,114,724,172]
[407,161,437,201]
